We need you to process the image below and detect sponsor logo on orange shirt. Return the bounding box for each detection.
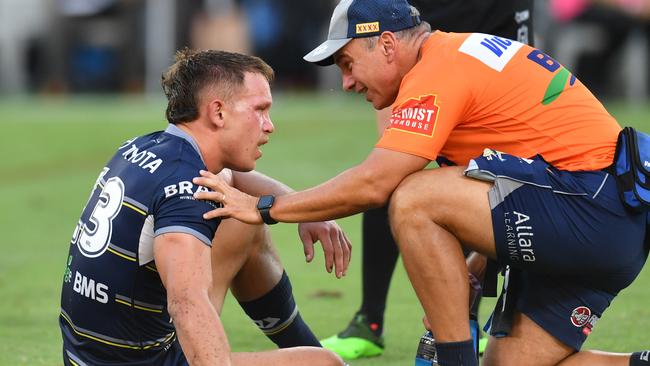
[389,94,439,137]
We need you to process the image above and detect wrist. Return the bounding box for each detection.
[257,195,278,225]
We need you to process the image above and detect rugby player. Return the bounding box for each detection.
[321,0,535,359]
[194,0,650,365]
[59,49,349,366]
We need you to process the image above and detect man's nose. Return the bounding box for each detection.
[263,117,274,133]
[342,73,355,92]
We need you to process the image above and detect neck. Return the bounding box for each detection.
[176,121,224,173]
[415,31,431,62]
[399,31,431,79]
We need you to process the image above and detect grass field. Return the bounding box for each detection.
[0,95,648,365]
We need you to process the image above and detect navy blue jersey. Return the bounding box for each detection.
[60,124,219,365]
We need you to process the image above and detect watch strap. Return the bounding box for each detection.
[257,195,278,225]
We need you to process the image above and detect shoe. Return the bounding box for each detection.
[320,313,385,360]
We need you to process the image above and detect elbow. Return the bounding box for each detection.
[358,172,393,208]
[167,294,189,321]
[166,289,204,322]
[364,188,391,208]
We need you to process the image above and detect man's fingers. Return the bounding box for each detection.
[199,169,217,178]
[192,171,263,225]
[319,233,334,273]
[297,225,316,262]
[193,171,229,192]
[304,243,314,262]
[301,234,315,262]
[194,191,226,202]
[331,230,344,278]
[337,231,347,275]
[202,207,229,220]
[340,231,351,276]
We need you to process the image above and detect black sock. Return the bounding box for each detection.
[359,205,400,336]
[436,339,478,366]
[238,271,320,348]
[631,351,650,365]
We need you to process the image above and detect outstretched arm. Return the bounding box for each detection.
[155,233,231,365]
[230,169,354,278]
[231,170,293,196]
[194,148,429,224]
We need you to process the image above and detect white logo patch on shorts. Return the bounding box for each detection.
[459,33,524,72]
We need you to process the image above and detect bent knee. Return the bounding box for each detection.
[310,348,345,366]
[249,223,272,253]
[388,170,430,218]
[324,350,345,366]
[389,167,466,224]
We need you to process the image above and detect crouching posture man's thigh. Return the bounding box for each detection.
[388,166,497,343]
[483,312,574,366]
[209,219,283,311]
[483,312,633,366]
[389,166,497,258]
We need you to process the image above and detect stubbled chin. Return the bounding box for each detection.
[375,94,398,110]
[365,95,380,109]
[372,99,390,110]
[365,92,391,110]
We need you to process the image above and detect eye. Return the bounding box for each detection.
[256,103,271,113]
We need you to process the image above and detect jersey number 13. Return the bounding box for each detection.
[72,176,125,258]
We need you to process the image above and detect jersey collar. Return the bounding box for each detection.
[164,124,206,165]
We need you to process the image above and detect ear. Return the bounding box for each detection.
[379,31,398,62]
[206,98,226,128]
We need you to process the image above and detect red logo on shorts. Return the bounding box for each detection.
[570,306,591,327]
[389,95,439,137]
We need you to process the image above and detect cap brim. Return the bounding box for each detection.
[303,38,352,66]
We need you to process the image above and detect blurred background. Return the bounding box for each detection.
[0,0,335,95]
[1,0,650,99]
[1,1,650,365]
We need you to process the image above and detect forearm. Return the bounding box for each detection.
[170,293,231,366]
[270,165,388,222]
[266,149,429,223]
[155,234,229,365]
[194,148,429,225]
[232,170,293,196]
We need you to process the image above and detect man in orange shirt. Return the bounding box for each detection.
[321,0,535,360]
[193,0,650,365]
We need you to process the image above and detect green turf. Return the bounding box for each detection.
[0,95,648,365]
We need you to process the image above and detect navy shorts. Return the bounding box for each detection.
[466,151,648,349]
[63,339,188,366]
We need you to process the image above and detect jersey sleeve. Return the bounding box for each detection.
[376,48,471,161]
[152,166,220,247]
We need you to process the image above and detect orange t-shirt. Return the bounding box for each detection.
[376,31,620,171]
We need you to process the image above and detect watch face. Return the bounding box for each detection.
[258,195,274,209]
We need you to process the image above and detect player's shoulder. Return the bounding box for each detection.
[116,126,206,177]
[104,126,207,200]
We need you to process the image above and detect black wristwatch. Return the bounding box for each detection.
[257,195,278,225]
